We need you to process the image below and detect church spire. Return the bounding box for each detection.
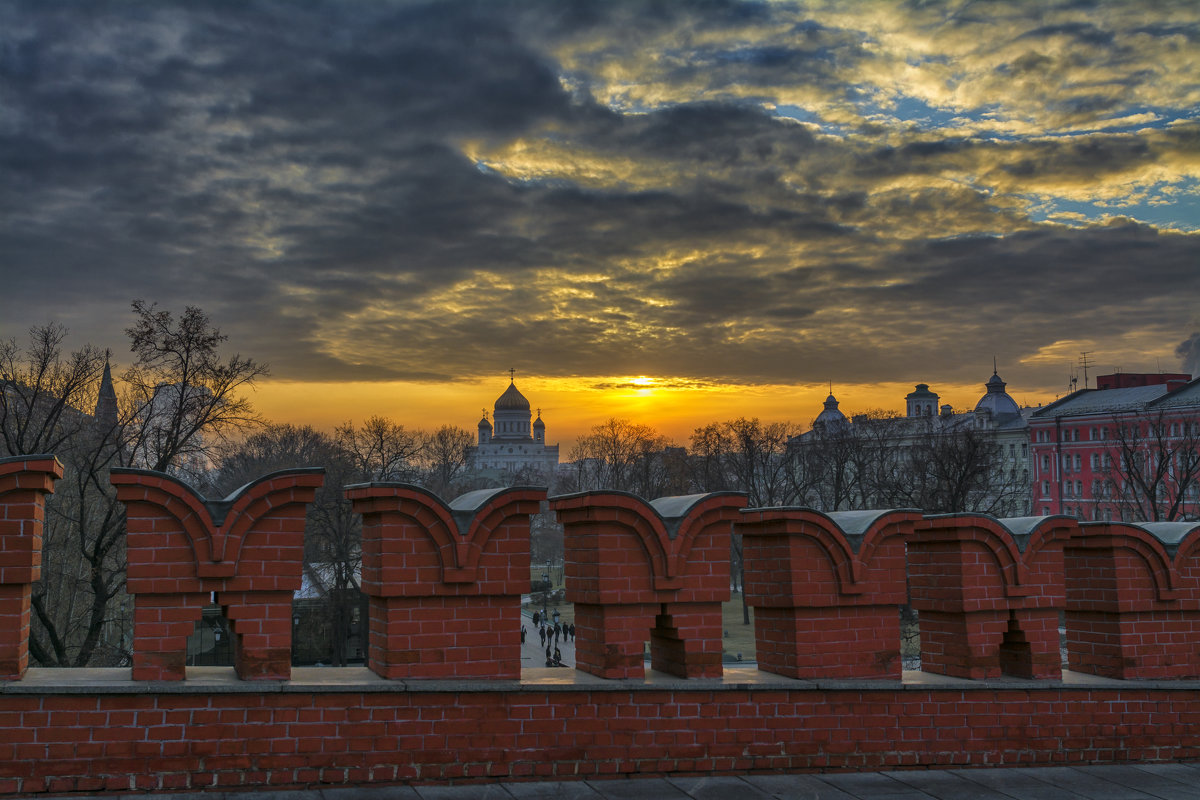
[93,350,118,429]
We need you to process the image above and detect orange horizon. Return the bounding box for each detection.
[248,375,1066,455]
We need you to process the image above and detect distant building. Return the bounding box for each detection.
[795,368,1036,515]
[1029,373,1200,521]
[469,375,559,477]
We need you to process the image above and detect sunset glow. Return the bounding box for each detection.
[249,375,1060,453]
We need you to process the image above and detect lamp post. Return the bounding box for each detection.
[543,558,551,618]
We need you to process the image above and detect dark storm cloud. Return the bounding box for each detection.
[1,0,1198,393]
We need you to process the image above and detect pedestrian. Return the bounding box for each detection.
[545,645,554,667]
[539,626,546,647]
[520,625,526,644]
[569,623,575,641]
[553,646,562,666]
[553,624,560,646]
[532,611,540,626]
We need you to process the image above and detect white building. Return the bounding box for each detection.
[797,368,1036,516]
[470,377,559,477]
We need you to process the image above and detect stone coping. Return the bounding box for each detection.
[2,666,1179,695]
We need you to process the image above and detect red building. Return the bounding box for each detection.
[1029,373,1200,521]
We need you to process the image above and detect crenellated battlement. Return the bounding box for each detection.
[0,459,1199,794]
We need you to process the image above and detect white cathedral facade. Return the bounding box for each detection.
[469,375,559,476]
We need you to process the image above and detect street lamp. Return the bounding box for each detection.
[543,558,551,618]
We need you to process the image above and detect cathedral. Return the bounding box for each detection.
[469,373,559,476]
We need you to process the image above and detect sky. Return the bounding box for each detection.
[2,0,1199,452]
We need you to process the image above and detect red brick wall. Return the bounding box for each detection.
[112,467,324,681]
[3,469,1200,792]
[349,484,546,679]
[0,683,1198,794]
[0,456,62,680]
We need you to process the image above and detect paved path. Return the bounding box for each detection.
[40,763,1200,799]
[521,608,577,669]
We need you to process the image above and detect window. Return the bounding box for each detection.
[1041,454,1050,470]
[1022,444,1028,457]
[1042,481,1050,496]
[1090,428,1097,440]
[1064,483,1072,498]
[1091,453,1099,470]
[1074,454,1081,470]
[1075,480,1083,497]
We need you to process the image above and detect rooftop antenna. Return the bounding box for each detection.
[1079,351,1094,389]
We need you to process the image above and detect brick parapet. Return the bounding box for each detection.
[3,475,1200,789]
[111,468,325,681]
[347,483,546,680]
[908,514,1076,680]
[738,508,918,679]
[0,455,63,680]
[550,491,746,679]
[1065,519,1200,678]
[0,669,1197,793]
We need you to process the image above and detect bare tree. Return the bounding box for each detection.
[565,418,680,498]
[792,410,1025,515]
[791,410,902,512]
[3,305,269,667]
[335,415,423,482]
[418,424,475,497]
[712,418,798,507]
[687,418,797,623]
[1100,411,1200,522]
[123,300,268,477]
[0,325,126,666]
[870,418,1025,515]
[687,423,734,493]
[0,324,107,456]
